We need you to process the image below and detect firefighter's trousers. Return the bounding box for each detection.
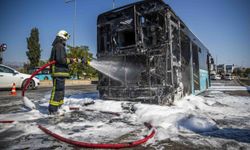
[49,77,65,107]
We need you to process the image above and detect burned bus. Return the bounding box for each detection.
[97,0,212,105]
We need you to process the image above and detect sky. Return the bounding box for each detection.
[0,0,249,67]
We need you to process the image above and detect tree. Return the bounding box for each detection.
[67,45,97,79]
[244,68,250,77]
[38,60,48,66]
[20,62,30,74]
[26,28,41,68]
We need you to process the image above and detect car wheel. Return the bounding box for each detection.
[22,79,36,90]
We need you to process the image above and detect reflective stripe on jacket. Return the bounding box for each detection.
[50,36,70,77]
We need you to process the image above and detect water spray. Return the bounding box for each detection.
[22,58,142,109]
[89,58,144,83]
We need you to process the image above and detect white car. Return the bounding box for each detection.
[211,74,221,80]
[0,64,40,89]
[225,74,233,80]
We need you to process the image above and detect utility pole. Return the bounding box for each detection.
[0,52,2,64]
[113,0,115,9]
[216,55,218,73]
[65,0,76,47]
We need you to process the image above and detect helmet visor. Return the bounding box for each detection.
[64,32,70,40]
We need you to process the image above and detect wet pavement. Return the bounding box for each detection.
[0,81,250,150]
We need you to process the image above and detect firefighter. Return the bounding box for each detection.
[48,30,76,114]
[48,30,71,114]
[49,30,90,114]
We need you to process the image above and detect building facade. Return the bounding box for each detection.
[217,64,225,74]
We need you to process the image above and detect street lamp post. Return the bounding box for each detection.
[65,0,76,47]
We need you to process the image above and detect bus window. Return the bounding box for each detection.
[29,67,52,80]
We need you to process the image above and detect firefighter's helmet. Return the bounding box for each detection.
[57,30,70,40]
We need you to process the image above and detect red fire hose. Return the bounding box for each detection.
[0,120,14,123]
[0,115,156,149]
[2,60,157,148]
[22,61,56,97]
[38,122,155,149]
[0,108,155,149]
[0,61,56,123]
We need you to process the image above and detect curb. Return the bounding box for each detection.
[39,80,94,87]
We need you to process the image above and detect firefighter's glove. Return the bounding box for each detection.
[69,58,89,65]
[69,58,77,63]
[81,58,90,65]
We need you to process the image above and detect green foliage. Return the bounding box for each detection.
[26,28,41,68]
[245,68,250,74]
[67,45,97,79]
[20,62,30,74]
[233,69,241,76]
[38,60,48,66]
[233,68,250,77]
[243,68,250,77]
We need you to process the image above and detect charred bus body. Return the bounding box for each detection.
[97,0,212,104]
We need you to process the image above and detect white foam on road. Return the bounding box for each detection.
[52,121,137,142]
[133,95,220,141]
[1,89,250,148]
[0,110,47,122]
[178,116,218,133]
[22,96,36,110]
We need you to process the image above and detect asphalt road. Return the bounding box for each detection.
[0,79,247,114]
[0,80,249,149]
[0,85,98,149]
[211,79,241,86]
[210,79,250,96]
[0,85,97,114]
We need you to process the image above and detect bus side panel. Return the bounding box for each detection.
[199,69,209,92]
[35,74,52,80]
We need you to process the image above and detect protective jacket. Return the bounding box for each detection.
[50,36,71,77]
